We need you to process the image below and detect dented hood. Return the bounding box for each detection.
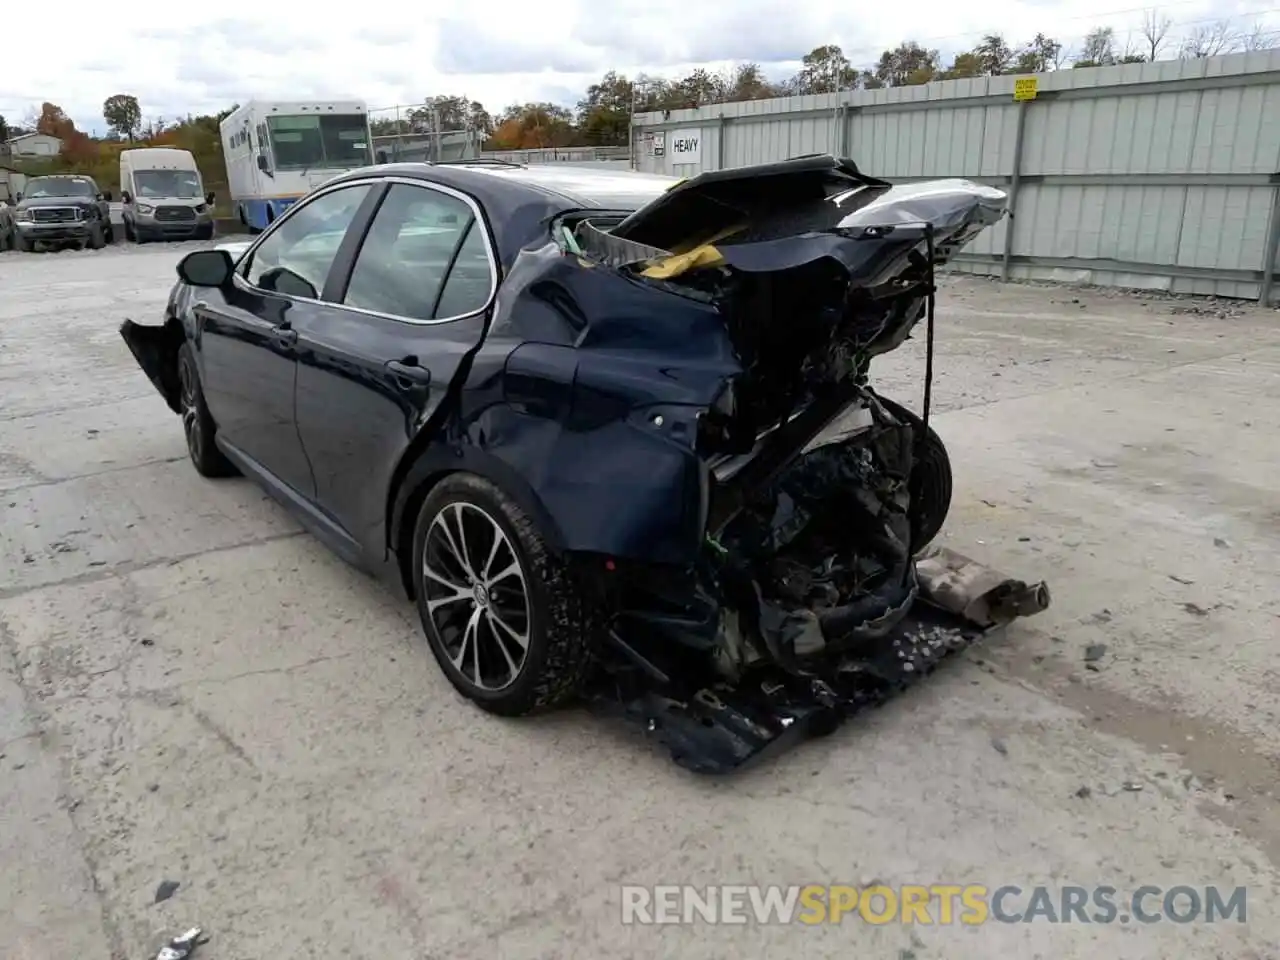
[606,155,1006,279]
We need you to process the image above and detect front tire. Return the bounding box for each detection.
[16,235,34,252]
[412,474,599,716]
[177,342,237,478]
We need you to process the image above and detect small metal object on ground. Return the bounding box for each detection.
[155,927,206,960]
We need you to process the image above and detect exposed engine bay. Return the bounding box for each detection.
[568,159,1052,771]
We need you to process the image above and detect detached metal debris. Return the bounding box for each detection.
[154,927,206,960]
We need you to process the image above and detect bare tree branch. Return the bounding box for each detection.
[1240,22,1278,52]
[1140,9,1173,61]
[1178,20,1240,59]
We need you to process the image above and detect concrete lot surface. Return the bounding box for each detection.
[2,242,1279,959]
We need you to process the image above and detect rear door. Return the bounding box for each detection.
[196,181,379,497]
[291,178,497,555]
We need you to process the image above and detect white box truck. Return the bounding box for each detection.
[119,147,216,242]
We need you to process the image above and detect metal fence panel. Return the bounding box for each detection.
[631,50,1280,303]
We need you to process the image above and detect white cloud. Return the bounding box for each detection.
[2,0,1276,133]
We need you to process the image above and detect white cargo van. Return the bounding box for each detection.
[119,147,216,242]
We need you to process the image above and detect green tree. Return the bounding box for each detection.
[875,41,941,86]
[725,63,781,101]
[577,70,633,145]
[102,94,142,141]
[972,34,1015,75]
[406,95,492,136]
[794,44,859,93]
[0,113,8,142]
[1013,34,1063,73]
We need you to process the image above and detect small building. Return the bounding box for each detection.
[0,165,26,204]
[4,132,63,159]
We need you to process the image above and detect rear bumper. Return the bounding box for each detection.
[596,549,1050,773]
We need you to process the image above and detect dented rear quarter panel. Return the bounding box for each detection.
[436,239,745,567]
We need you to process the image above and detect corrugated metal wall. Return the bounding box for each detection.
[632,51,1280,302]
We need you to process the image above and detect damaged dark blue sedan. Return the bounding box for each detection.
[121,155,1050,772]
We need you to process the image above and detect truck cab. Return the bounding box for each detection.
[120,147,216,242]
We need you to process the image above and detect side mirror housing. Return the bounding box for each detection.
[121,190,132,204]
[177,249,234,288]
[205,191,216,206]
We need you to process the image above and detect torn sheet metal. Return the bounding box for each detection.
[915,545,1052,628]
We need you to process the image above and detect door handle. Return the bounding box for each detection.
[386,358,431,387]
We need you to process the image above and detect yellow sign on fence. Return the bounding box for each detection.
[1014,77,1038,102]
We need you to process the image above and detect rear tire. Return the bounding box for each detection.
[879,396,953,552]
[177,342,237,478]
[412,473,599,716]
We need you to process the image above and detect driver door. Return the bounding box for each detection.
[195,182,379,497]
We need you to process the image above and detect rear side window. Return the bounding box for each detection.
[343,183,492,322]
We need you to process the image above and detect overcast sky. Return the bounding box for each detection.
[2,0,1276,134]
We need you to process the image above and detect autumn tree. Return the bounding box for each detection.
[488,103,576,150]
[36,102,75,140]
[102,94,141,141]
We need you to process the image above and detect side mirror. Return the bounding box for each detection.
[205,191,216,206]
[121,191,132,204]
[177,249,234,288]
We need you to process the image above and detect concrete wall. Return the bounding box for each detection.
[632,51,1280,303]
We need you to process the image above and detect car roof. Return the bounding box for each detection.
[326,161,679,270]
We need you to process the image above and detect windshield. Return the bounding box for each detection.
[266,114,371,170]
[134,169,203,199]
[24,177,96,199]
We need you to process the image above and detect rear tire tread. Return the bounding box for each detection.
[414,473,599,717]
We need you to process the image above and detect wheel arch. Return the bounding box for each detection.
[387,441,569,601]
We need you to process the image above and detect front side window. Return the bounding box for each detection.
[243,184,373,299]
[267,114,371,170]
[343,183,492,321]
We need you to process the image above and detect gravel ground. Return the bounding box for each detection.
[2,243,1279,960]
